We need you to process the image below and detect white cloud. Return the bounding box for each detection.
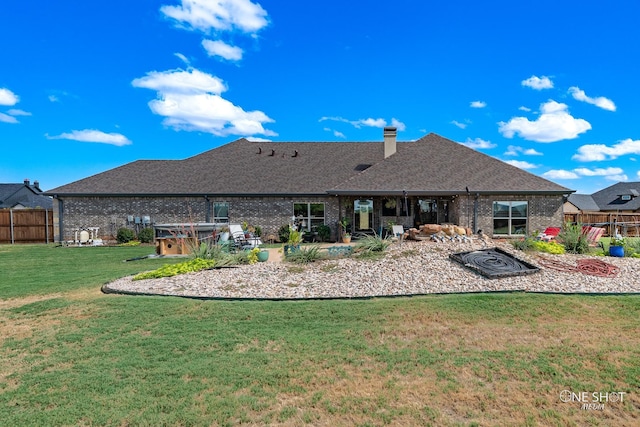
[334,130,346,138]
[174,52,190,65]
[543,170,579,179]
[470,100,486,108]
[573,167,624,176]
[161,0,269,34]
[202,39,244,61]
[607,174,628,182]
[49,95,59,102]
[505,160,537,169]
[0,112,18,124]
[504,145,543,156]
[7,109,31,116]
[568,86,616,111]
[521,75,553,90]
[132,68,226,94]
[390,118,406,132]
[319,116,402,130]
[133,67,275,138]
[572,138,640,161]
[460,137,496,150]
[451,120,467,129]
[245,136,271,142]
[498,100,591,142]
[46,130,132,146]
[518,106,531,112]
[0,88,19,106]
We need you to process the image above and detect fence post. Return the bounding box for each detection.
[10,209,14,244]
[45,209,50,244]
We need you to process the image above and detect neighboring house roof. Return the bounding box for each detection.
[566,194,600,211]
[46,133,572,197]
[0,181,53,209]
[590,181,640,211]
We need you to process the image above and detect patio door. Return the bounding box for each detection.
[354,199,373,232]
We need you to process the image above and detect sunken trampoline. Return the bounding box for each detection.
[450,247,540,279]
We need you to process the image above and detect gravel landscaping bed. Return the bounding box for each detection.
[103,240,640,299]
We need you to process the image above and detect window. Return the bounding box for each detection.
[293,202,325,231]
[213,202,229,223]
[493,201,527,235]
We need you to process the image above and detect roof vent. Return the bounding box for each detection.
[268,149,275,156]
[256,147,262,154]
[354,164,372,171]
[292,150,299,157]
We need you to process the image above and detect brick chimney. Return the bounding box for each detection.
[383,126,397,158]
[24,178,30,186]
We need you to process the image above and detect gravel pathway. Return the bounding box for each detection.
[103,240,640,299]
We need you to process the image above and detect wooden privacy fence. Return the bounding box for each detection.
[564,212,640,237]
[0,209,54,244]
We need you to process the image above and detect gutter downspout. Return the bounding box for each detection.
[473,194,479,233]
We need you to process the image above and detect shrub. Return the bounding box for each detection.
[510,237,536,252]
[137,227,155,243]
[133,258,215,280]
[531,240,565,254]
[557,222,589,254]
[355,234,392,253]
[116,227,136,244]
[316,225,331,242]
[285,246,323,264]
[278,224,290,243]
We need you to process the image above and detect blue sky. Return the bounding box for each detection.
[2,1,640,194]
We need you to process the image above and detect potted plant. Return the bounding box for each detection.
[609,235,625,257]
[339,218,351,243]
[284,227,302,255]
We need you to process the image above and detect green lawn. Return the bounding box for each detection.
[1,244,639,426]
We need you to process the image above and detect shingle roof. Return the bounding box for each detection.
[567,194,600,211]
[46,133,572,196]
[330,134,570,195]
[591,181,640,211]
[0,183,52,209]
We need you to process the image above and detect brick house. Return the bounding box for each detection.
[45,128,572,242]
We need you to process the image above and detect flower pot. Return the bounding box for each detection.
[609,245,624,257]
[342,236,351,244]
[284,244,300,256]
[257,250,269,262]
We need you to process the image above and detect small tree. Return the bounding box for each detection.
[137,227,155,243]
[116,227,136,244]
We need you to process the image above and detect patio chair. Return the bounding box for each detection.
[581,226,605,248]
[229,224,262,250]
[538,227,561,242]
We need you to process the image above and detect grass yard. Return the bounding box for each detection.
[1,245,639,426]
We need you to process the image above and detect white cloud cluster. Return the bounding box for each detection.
[319,116,406,132]
[161,0,268,33]
[0,88,31,124]
[521,75,553,90]
[572,138,640,161]
[568,86,616,111]
[0,88,19,106]
[132,67,275,137]
[504,160,537,169]
[498,100,591,142]
[470,101,486,108]
[46,130,132,146]
[543,167,627,182]
[460,137,496,150]
[504,145,542,156]
[202,39,244,61]
[451,120,467,129]
[161,0,268,63]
